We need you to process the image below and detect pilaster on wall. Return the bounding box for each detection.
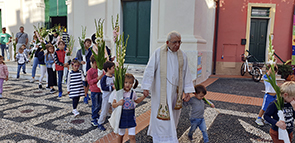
[150,0,200,80]
[66,0,121,58]
[105,0,121,57]
[35,0,45,24]
[66,0,85,53]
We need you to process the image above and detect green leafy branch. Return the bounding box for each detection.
[78,26,87,55]
[203,98,212,106]
[33,24,48,50]
[91,19,107,70]
[114,33,129,91]
[266,35,283,110]
[112,14,129,90]
[11,33,17,58]
[66,35,75,56]
[266,66,283,110]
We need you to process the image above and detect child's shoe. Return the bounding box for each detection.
[50,88,56,94]
[83,96,88,104]
[255,118,264,126]
[91,120,98,127]
[23,71,26,74]
[97,124,106,131]
[39,84,42,89]
[188,135,193,141]
[72,109,80,117]
[30,78,35,83]
[0,94,2,98]
[58,92,62,97]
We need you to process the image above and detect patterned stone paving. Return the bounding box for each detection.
[3,73,293,143]
[0,78,150,143]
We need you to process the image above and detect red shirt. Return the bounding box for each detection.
[87,67,102,92]
[55,49,66,71]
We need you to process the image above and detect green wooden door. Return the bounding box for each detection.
[249,19,268,62]
[44,0,67,28]
[123,0,151,64]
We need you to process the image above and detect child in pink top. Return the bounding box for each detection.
[0,55,9,98]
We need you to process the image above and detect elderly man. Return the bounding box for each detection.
[142,31,195,142]
[0,27,12,61]
[15,26,28,53]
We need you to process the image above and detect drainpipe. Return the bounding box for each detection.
[212,0,220,75]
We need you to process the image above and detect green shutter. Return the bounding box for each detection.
[44,0,67,28]
[58,0,67,16]
[123,0,151,64]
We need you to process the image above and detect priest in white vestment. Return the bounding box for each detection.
[142,31,195,143]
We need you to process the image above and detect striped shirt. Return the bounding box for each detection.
[67,70,85,98]
[62,32,69,45]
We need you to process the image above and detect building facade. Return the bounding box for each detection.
[214,0,295,75]
[0,0,216,82]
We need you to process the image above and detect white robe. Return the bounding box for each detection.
[141,47,195,143]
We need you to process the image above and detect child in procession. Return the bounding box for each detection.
[256,64,278,126]
[76,38,92,103]
[30,43,41,83]
[183,84,215,142]
[37,46,48,89]
[86,55,104,127]
[112,73,148,143]
[15,46,29,78]
[45,44,57,94]
[54,41,68,97]
[22,44,31,60]
[0,55,9,98]
[97,61,115,131]
[67,58,87,117]
[264,81,295,143]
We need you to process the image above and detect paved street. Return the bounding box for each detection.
[1,70,294,142]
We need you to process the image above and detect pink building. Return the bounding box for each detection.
[214,0,295,75]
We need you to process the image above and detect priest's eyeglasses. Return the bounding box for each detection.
[170,40,182,44]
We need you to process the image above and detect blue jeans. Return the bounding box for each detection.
[32,57,39,78]
[91,92,102,120]
[188,118,209,143]
[57,70,63,93]
[17,63,26,77]
[0,44,9,60]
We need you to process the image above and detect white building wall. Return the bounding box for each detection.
[150,0,215,82]
[0,0,45,60]
[1,0,215,82]
[66,0,121,58]
[0,0,45,41]
[193,0,216,84]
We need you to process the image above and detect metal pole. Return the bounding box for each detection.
[212,0,220,75]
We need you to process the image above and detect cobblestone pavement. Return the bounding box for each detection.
[2,73,295,143]
[0,75,150,143]
[127,78,295,143]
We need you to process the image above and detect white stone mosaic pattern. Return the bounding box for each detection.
[0,79,150,143]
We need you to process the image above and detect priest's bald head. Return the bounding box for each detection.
[166,31,182,52]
